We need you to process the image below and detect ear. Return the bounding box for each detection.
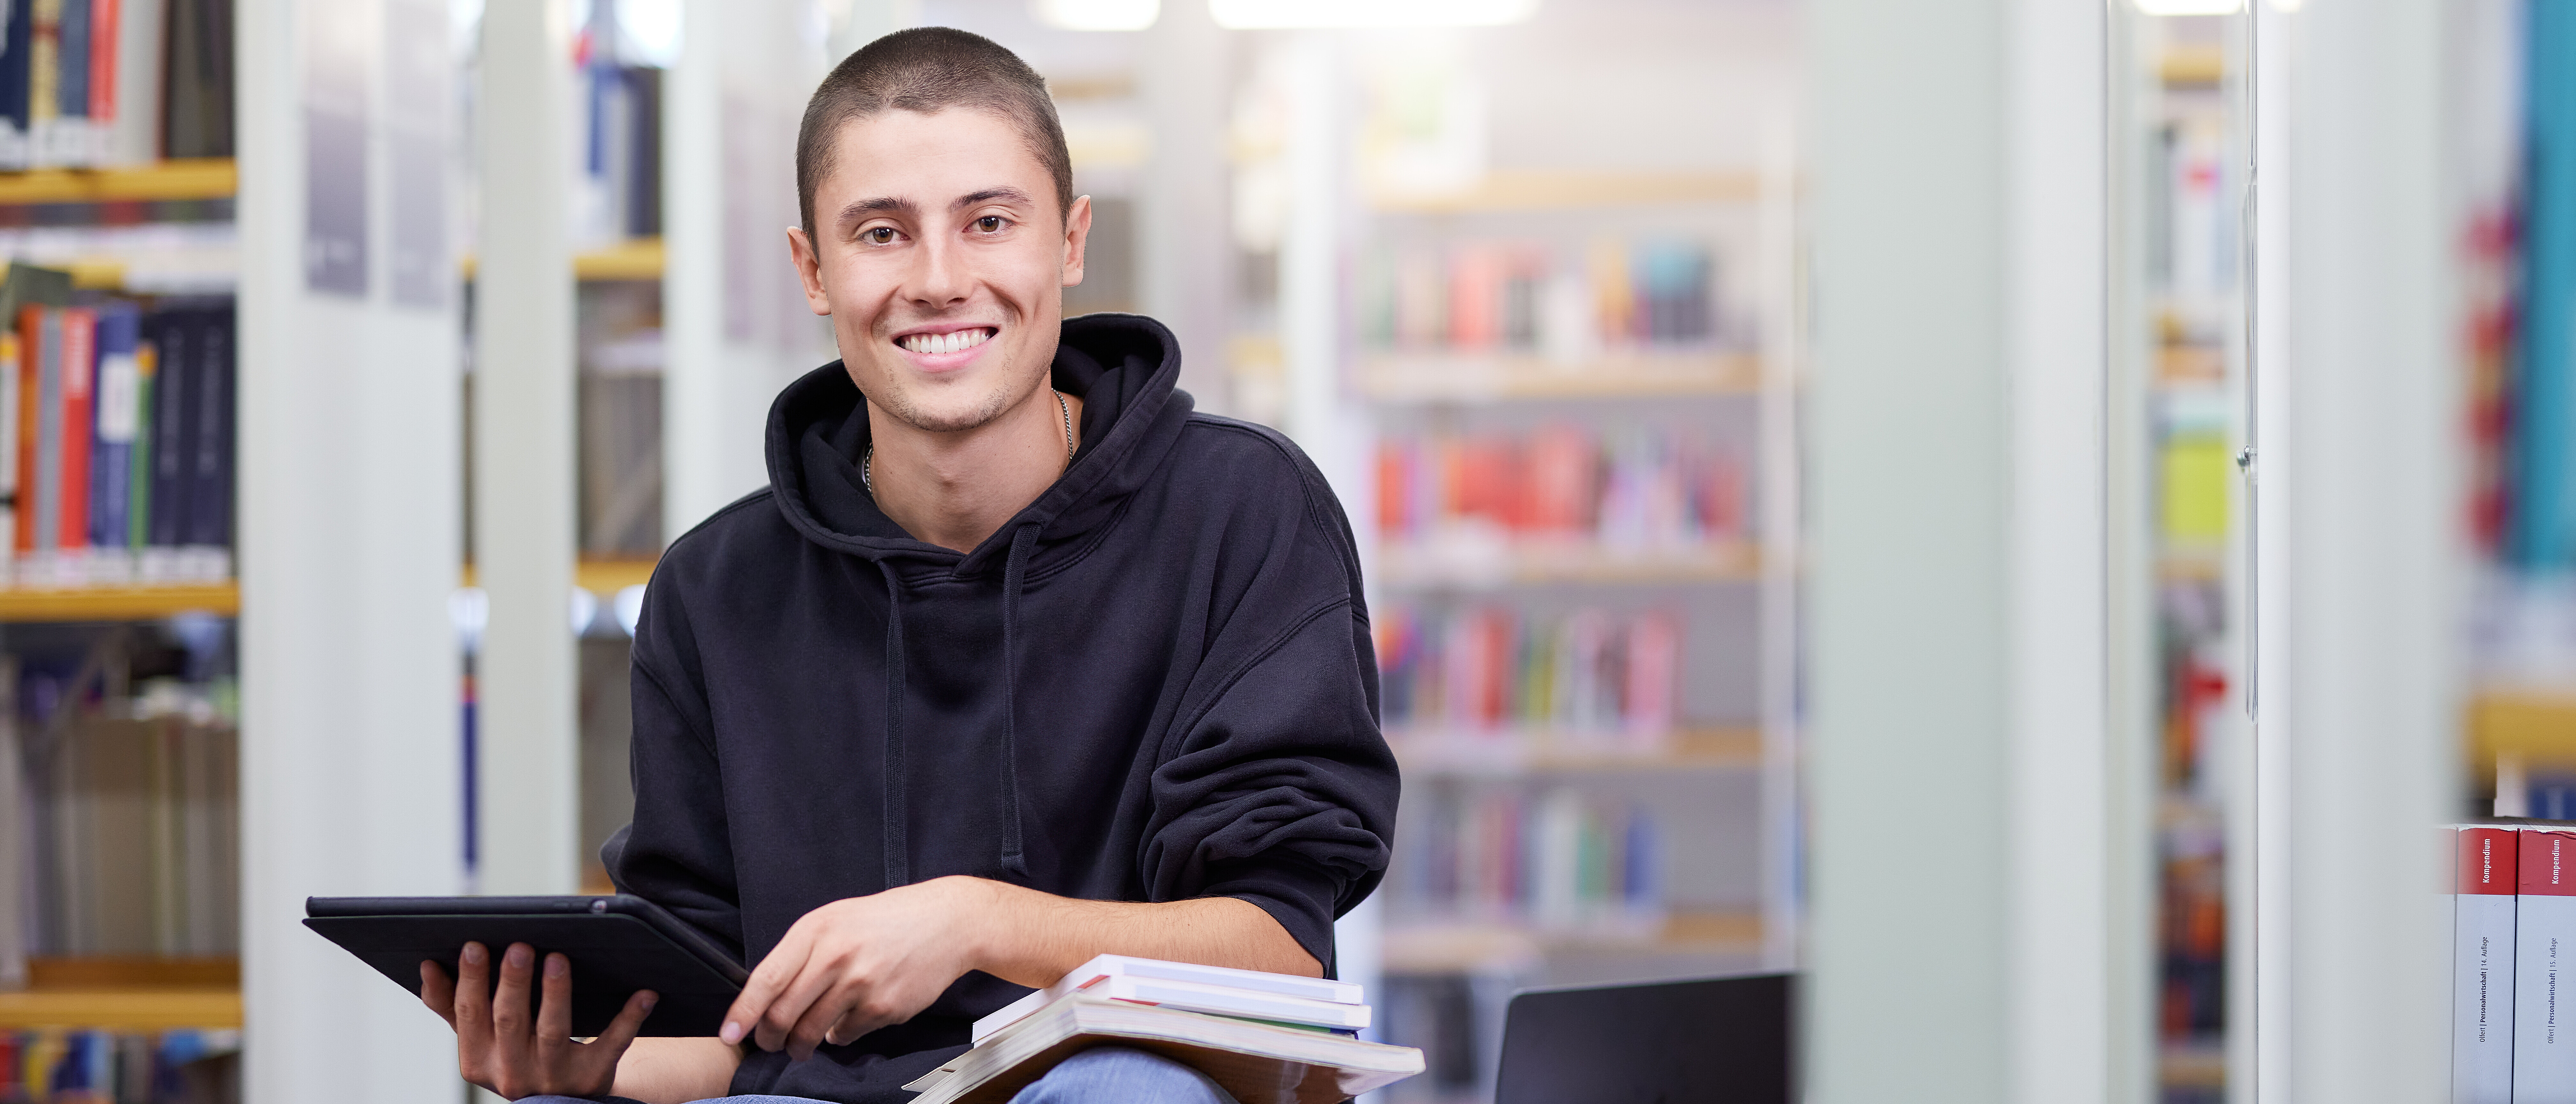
[788,226,833,316]
[1060,195,1093,289]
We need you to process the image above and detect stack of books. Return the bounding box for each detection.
[903,955,1421,1104]
[2451,824,2576,1101]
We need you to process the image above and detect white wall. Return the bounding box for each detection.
[1807,0,2127,1099]
[237,0,465,1097]
[2260,0,2456,1098]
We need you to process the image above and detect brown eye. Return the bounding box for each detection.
[866,227,897,244]
[976,216,1005,233]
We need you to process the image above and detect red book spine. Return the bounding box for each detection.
[2466,826,2520,895]
[14,307,38,556]
[57,307,91,550]
[88,0,117,126]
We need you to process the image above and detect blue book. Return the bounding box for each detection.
[88,302,136,551]
[2517,0,2576,566]
[184,306,231,551]
[146,308,192,551]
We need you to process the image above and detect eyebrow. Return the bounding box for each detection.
[953,187,1033,210]
[835,187,1036,231]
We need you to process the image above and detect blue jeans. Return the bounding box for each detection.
[520,1045,1238,1104]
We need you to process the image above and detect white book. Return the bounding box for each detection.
[2522,827,2576,1102]
[2461,825,2519,1104]
[912,994,1419,1104]
[973,953,1363,1043]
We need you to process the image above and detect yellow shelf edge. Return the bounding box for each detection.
[0,582,238,623]
[460,237,666,282]
[0,988,242,1031]
[0,159,237,206]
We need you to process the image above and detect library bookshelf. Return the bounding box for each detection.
[0,582,238,622]
[1335,137,1803,1096]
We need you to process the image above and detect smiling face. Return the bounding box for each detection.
[790,107,1091,434]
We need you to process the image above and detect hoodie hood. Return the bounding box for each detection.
[765,312,1194,577]
[758,313,1196,884]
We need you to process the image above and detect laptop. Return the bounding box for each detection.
[1494,972,1793,1104]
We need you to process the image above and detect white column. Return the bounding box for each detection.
[1139,0,1232,410]
[237,0,465,1096]
[475,0,579,896]
[2265,0,2454,1098]
[1808,0,2121,1099]
[662,0,834,538]
[2007,0,2122,1099]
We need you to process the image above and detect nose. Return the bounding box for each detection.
[904,230,970,310]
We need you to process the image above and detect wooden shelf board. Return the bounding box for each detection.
[462,558,658,595]
[1392,726,1761,775]
[2471,689,2576,767]
[0,988,241,1030]
[459,238,666,282]
[1370,170,1761,214]
[1358,352,1759,402]
[1376,540,1758,587]
[0,582,237,622]
[2162,46,2226,88]
[27,956,237,989]
[1382,910,1761,974]
[0,159,236,206]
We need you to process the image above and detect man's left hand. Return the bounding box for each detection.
[720,875,992,1061]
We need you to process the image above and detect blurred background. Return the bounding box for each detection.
[0,0,2497,1101]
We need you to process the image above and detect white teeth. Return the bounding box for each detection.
[903,329,992,355]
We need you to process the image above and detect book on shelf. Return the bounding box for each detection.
[904,956,1418,1104]
[0,1027,238,1102]
[1376,603,1678,746]
[0,0,231,170]
[1358,237,1730,364]
[1376,425,1747,557]
[2458,825,2519,1104]
[0,281,232,589]
[2520,826,2576,1095]
[1388,783,1663,939]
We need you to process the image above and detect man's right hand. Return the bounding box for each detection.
[420,941,657,1100]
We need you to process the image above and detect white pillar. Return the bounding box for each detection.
[2262,0,2455,1098]
[237,0,465,1095]
[474,0,579,896]
[1808,0,2124,1099]
[662,0,833,538]
[1139,0,1232,410]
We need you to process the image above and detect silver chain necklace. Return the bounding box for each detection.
[863,390,1073,498]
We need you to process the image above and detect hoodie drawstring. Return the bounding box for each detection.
[996,523,1038,878]
[876,559,910,889]
[874,523,1039,888]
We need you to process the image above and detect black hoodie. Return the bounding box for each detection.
[605,314,1399,1102]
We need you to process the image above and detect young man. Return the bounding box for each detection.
[416,25,1398,1104]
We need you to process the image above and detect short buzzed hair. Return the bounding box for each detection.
[796,27,1075,238]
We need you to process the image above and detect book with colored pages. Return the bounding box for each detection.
[906,993,1420,1104]
[2459,825,2519,1104]
[972,953,1363,1043]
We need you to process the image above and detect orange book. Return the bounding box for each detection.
[56,305,91,550]
[14,306,39,555]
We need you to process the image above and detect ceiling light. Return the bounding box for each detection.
[1034,0,1162,31]
[2132,0,2244,14]
[1209,0,1540,29]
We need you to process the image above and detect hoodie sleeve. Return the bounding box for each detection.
[1138,446,1399,972]
[604,580,750,962]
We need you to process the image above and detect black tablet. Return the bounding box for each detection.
[304,894,748,1038]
